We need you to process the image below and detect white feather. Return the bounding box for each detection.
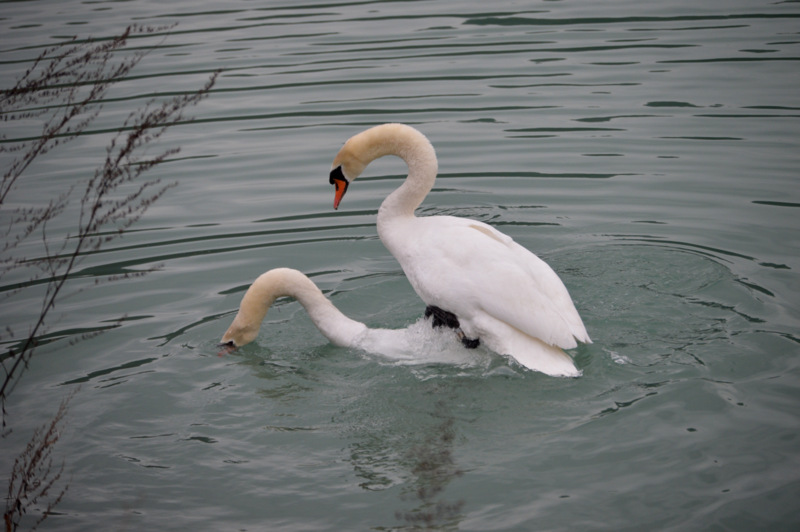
[330,124,591,376]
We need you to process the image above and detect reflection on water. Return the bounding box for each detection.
[396,399,465,529]
[1,0,799,530]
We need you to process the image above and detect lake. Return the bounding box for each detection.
[1,0,799,530]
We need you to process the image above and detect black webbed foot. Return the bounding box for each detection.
[425,305,460,329]
[460,336,480,349]
[425,305,481,349]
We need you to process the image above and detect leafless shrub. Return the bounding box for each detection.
[3,390,74,532]
[0,24,218,423]
[1,23,218,530]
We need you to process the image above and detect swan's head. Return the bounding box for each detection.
[218,270,287,354]
[218,313,263,356]
[329,165,350,211]
[329,138,369,210]
[218,319,260,353]
[329,123,423,209]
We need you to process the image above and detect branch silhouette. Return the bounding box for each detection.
[1,23,218,530]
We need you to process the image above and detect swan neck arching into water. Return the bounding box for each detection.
[220,268,366,349]
[219,268,483,364]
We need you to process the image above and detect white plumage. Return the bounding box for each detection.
[329,123,591,376]
[218,268,478,365]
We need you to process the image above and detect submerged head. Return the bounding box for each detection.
[218,305,265,355]
[218,316,259,352]
[217,269,294,354]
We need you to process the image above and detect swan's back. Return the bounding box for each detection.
[381,214,590,349]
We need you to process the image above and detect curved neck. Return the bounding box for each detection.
[348,124,438,219]
[230,268,366,347]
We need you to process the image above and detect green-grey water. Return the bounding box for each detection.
[1,0,799,530]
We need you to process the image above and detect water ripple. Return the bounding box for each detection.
[2,2,799,530]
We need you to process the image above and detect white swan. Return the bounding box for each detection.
[219,268,460,362]
[328,123,591,377]
[220,268,366,350]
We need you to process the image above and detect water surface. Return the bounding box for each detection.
[1,0,799,530]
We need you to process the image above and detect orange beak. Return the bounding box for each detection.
[333,180,347,210]
[329,166,349,210]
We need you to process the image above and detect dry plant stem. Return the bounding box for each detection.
[0,25,218,421]
[1,21,218,532]
[3,390,75,532]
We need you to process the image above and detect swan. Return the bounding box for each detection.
[218,267,464,362]
[328,123,591,377]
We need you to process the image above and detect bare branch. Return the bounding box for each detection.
[3,389,75,532]
[1,22,218,423]
[1,22,217,532]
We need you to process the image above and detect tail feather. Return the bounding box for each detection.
[473,316,581,377]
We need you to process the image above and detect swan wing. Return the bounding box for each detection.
[391,216,589,350]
